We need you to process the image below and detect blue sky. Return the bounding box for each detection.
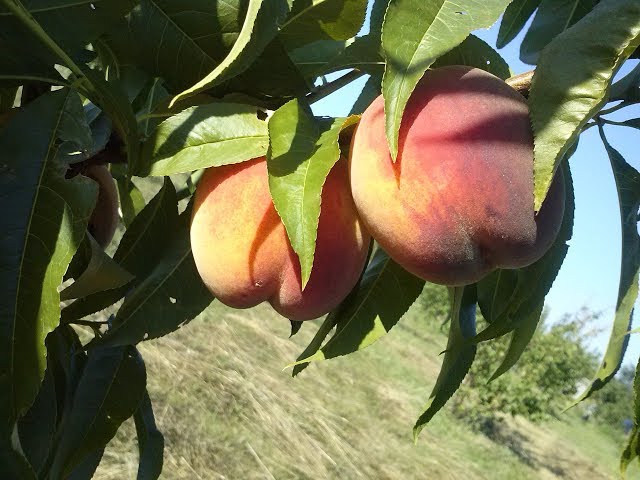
[311,13,640,367]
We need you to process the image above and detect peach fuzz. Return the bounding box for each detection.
[349,65,565,286]
[190,157,371,321]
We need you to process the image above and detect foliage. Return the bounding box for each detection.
[1,0,639,477]
[452,309,598,427]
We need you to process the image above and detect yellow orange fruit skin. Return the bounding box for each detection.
[349,65,565,286]
[190,157,371,321]
[84,164,119,248]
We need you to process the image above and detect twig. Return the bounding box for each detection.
[306,70,365,105]
[506,70,534,98]
[598,101,632,117]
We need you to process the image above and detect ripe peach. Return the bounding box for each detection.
[190,157,370,320]
[84,164,119,248]
[349,65,565,286]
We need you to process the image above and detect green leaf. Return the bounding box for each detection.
[432,34,511,79]
[621,357,640,476]
[96,206,214,347]
[60,234,134,301]
[381,0,511,159]
[0,90,97,441]
[61,178,179,323]
[529,0,640,210]
[574,126,640,403]
[289,248,425,372]
[489,303,544,381]
[171,0,290,105]
[135,78,170,140]
[609,62,640,102]
[289,39,351,78]
[520,0,597,65]
[496,0,541,49]
[116,177,146,228]
[67,449,105,480]
[324,35,385,75]
[17,357,57,475]
[1,1,141,171]
[350,72,382,115]
[267,99,359,289]
[134,391,164,480]
[0,0,135,74]
[138,102,269,176]
[279,0,367,49]
[49,346,146,478]
[413,285,477,439]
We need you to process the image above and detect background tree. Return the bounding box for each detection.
[1,0,640,478]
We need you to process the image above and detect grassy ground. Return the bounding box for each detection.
[92,292,635,479]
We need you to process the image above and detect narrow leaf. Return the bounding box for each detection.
[413,285,477,439]
[60,235,134,301]
[574,126,640,403]
[267,99,359,288]
[432,34,511,79]
[61,178,179,323]
[96,207,214,347]
[49,346,146,478]
[0,90,97,440]
[290,249,424,371]
[279,0,368,49]
[171,0,290,105]
[496,0,541,49]
[134,391,164,480]
[520,0,597,65]
[529,0,640,210]
[381,0,511,159]
[138,103,269,176]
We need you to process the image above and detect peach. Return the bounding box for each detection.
[349,65,565,286]
[84,164,119,248]
[190,157,370,321]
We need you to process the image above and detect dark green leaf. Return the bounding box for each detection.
[529,0,640,210]
[116,177,146,228]
[290,320,304,337]
[61,178,179,323]
[609,62,640,102]
[135,78,170,140]
[17,358,57,475]
[290,249,424,372]
[520,0,597,65]
[381,0,512,159]
[0,90,97,440]
[350,73,382,115]
[138,102,269,176]
[134,391,164,480]
[575,126,640,403]
[267,99,359,288]
[279,0,367,49]
[489,303,544,381]
[496,0,541,49]
[432,34,511,79]
[67,449,105,480]
[49,346,146,478]
[60,235,134,301]
[324,35,384,75]
[289,39,350,78]
[96,206,214,347]
[413,285,477,439]
[172,0,290,104]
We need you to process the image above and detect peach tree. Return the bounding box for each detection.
[1,0,640,478]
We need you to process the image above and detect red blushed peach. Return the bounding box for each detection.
[190,157,371,321]
[349,65,565,286]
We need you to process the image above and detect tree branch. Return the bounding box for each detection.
[506,70,534,98]
[306,70,365,105]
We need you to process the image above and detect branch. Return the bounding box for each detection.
[506,70,534,98]
[306,70,365,105]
